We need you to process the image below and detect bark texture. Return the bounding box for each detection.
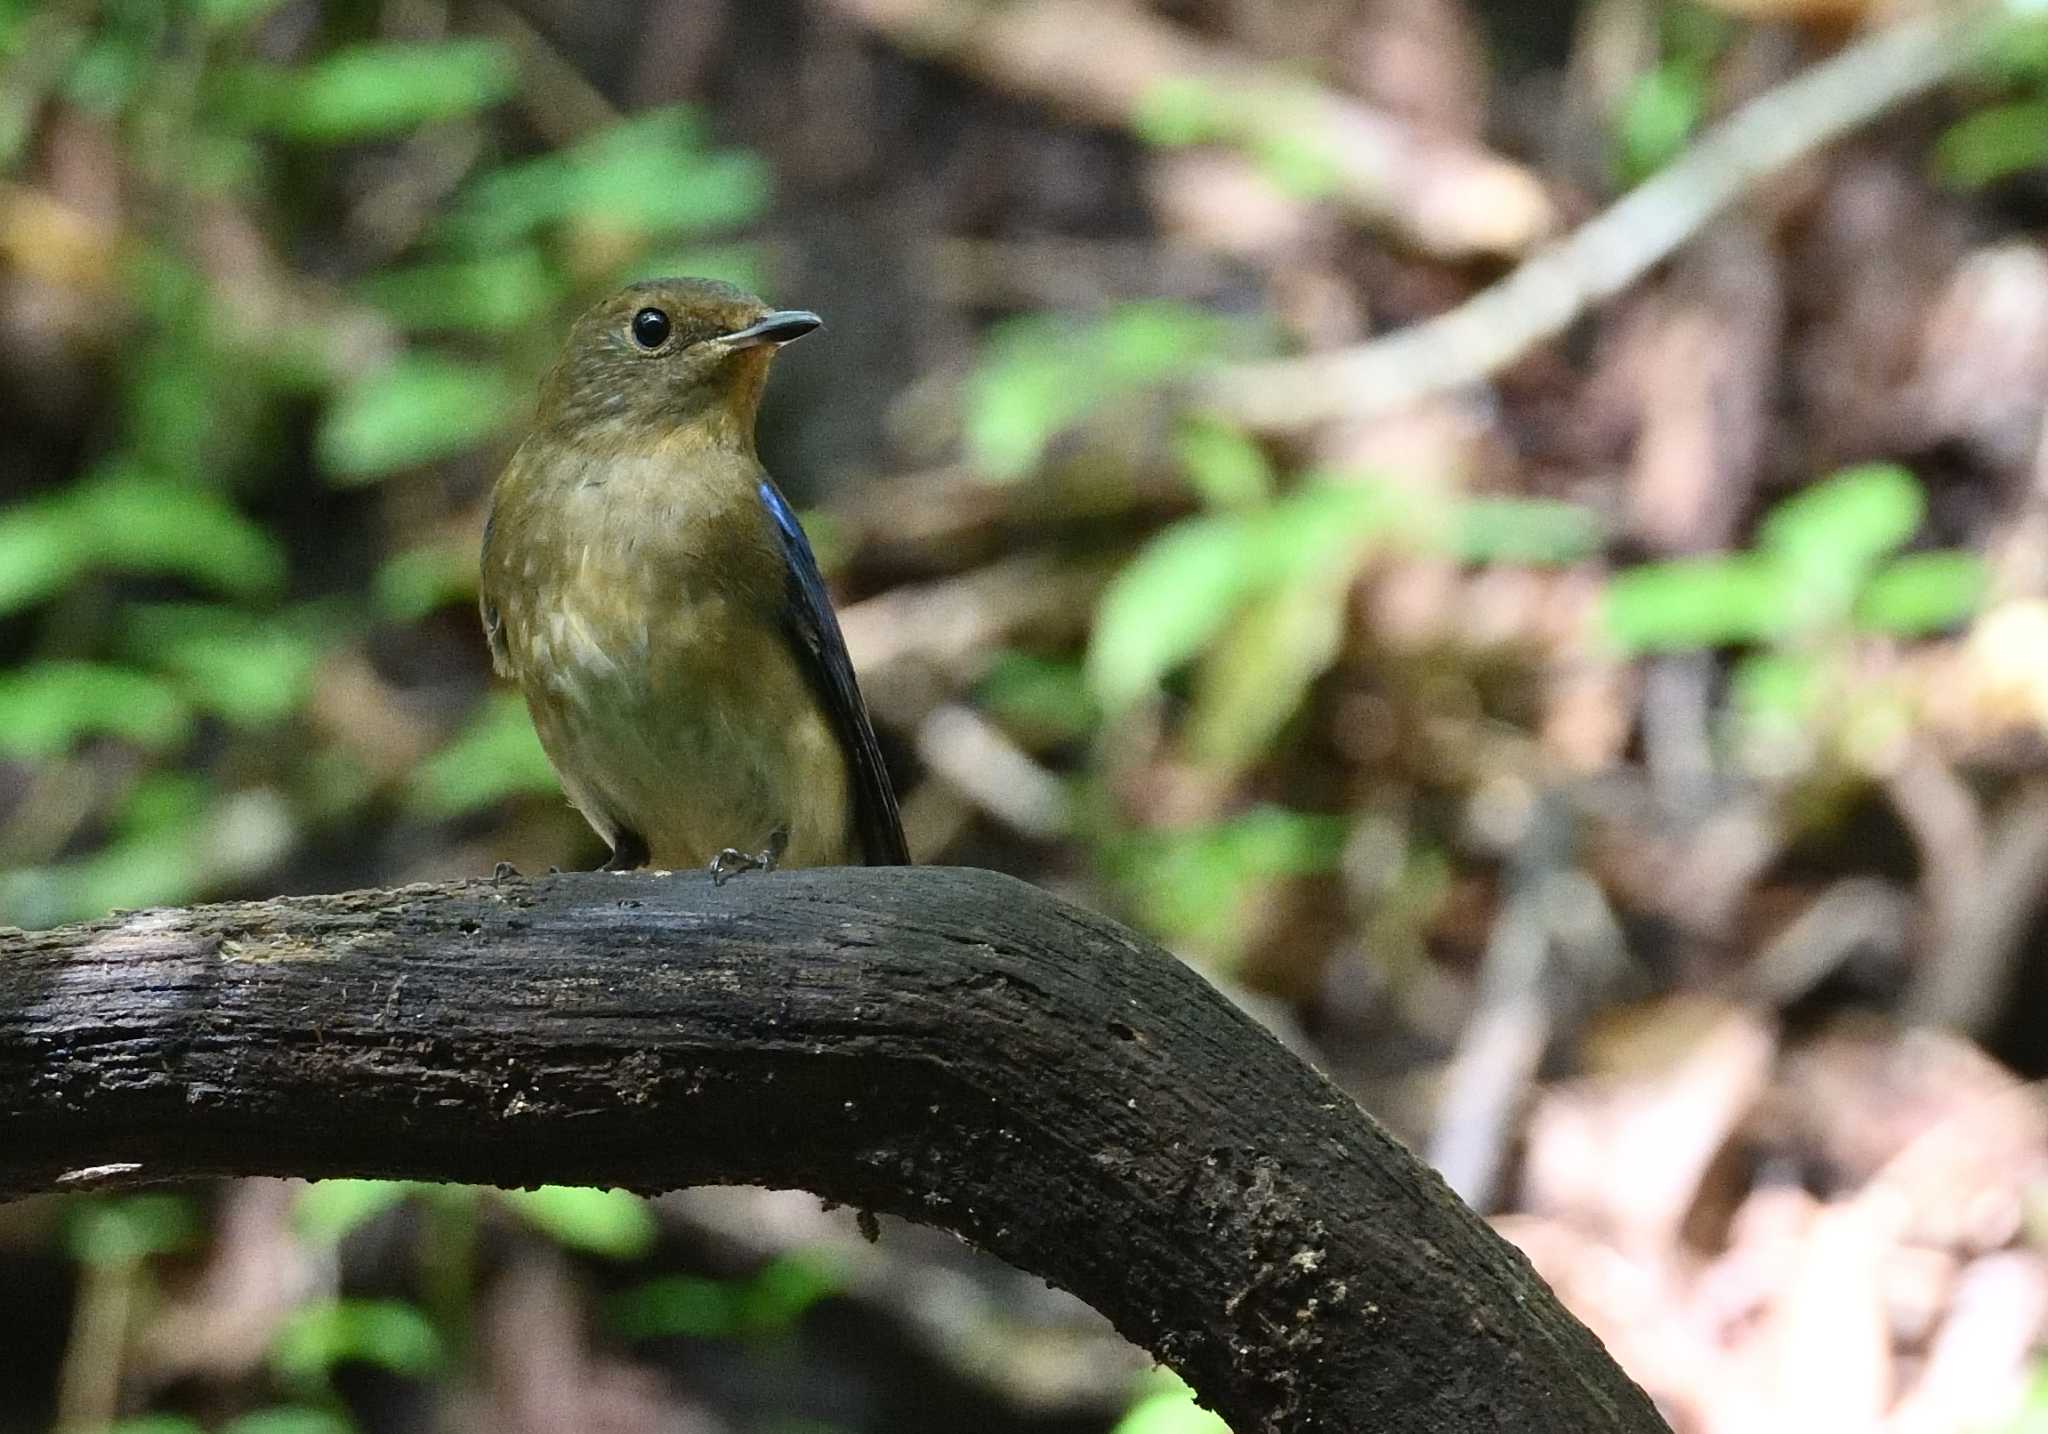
[0,865,1668,1434]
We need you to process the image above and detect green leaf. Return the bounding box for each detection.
[273,1300,444,1382]
[1759,463,1923,613]
[318,356,519,480]
[1105,806,1347,946]
[1114,1378,1232,1434]
[621,244,766,297]
[736,1251,847,1332]
[412,691,558,816]
[121,604,329,726]
[234,40,517,142]
[66,464,287,600]
[222,1409,356,1434]
[1450,497,1604,565]
[500,1186,656,1260]
[194,0,291,29]
[1729,650,1825,728]
[0,663,191,756]
[964,305,1250,479]
[374,545,478,620]
[977,653,1100,743]
[444,111,769,250]
[1175,416,1273,508]
[0,498,86,615]
[1616,62,1706,183]
[296,1180,415,1246]
[1936,98,2048,189]
[1188,574,1347,772]
[1088,480,1391,711]
[1132,75,1227,147]
[357,250,560,335]
[606,1275,739,1340]
[68,1195,201,1266]
[1854,550,1988,636]
[1604,555,1796,653]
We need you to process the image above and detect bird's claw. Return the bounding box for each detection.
[709,827,789,886]
[710,846,768,885]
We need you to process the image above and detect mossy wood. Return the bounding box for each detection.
[0,866,1667,1433]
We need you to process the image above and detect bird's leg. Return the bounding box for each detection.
[710,825,790,886]
[602,828,651,873]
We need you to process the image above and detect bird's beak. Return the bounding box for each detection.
[720,310,823,349]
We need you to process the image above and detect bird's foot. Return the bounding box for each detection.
[709,827,789,887]
[601,829,651,873]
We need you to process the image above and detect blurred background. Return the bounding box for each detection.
[7,0,2048,1429]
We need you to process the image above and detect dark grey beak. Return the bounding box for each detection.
[721,310,822,348]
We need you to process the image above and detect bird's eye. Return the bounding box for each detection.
[630,307,672,349]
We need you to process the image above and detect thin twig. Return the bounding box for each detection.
[1208,2,2006,430]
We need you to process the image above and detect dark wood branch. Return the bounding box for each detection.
[0,866,1667,1434]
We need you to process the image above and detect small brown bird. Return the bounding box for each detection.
[479,278,907,876]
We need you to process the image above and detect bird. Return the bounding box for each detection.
[478,277,908,879]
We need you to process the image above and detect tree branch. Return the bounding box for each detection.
[0,866,1667,1434]
[1208,0,2006,429]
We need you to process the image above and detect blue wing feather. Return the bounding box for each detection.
[757,478,909,865]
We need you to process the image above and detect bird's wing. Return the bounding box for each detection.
[757,477,910,865]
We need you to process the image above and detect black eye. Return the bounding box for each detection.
[630,307,671,349]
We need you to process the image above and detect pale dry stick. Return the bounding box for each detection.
[1209,1,2009,431]
[916,702,1074,841]
[824,0,1555,260]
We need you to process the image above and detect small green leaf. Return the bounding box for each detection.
[1616,62,1706,183]
[1132,75,1227,147]
[1936,98,2048,189]
[273,1300,444,1382]
[1174,416,1273,509]
[1730,650,1825,727]
[222,1409,356,1434]
[319,357,519,480]
[0,663,191,756]
[501,1186,656,1260]
[233,40,517,142]
[374,546,477,621]
[412,692,558,816]
[121,604,329,726]
[622,244,766,297]
[737,1251,847,1332]
[977,653,1100,743]
[1854,550,1987,635]
[964,305,1250,479]
[107,1419,206,1434]
[1604,555,1795,653]
[68,1195,201,1266]
[606,1275,739,1340]
[1105,806,1347,947]
[444,111,768,250]
[0,498,85,615]
[1759,463,1923,613]
[1114,1377,1232,1434]
[195,0,291,28]
[1088,481,1390,711]
[357,250,559,335]
[1188,574,1346,772]
[69,464,287,600]
[1451,497,1604,565]
[296,1180,415,1246]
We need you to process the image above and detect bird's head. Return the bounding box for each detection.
[534,277,820,451]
